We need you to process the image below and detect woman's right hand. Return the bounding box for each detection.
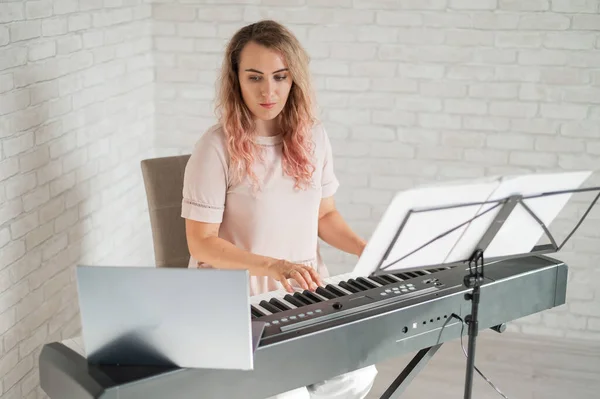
[265,260,324,293]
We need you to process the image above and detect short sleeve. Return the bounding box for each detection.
[321,126,340,198]
[181,133,228,223]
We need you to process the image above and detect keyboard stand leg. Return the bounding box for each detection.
[379,344,442,399]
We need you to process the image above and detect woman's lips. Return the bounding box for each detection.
[260,103,275,109]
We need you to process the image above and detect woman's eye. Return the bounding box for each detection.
[274,75,288,81]
[249,76,261,81]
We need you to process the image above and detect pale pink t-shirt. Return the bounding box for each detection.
[181,123,339,296]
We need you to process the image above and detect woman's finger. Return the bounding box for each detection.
[291,269,309,290]
[298,267,317,290]
[279,275,294,293]
[305,266,324,287]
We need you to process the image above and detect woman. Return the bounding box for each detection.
[181,20,377,399]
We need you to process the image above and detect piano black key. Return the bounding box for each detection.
[338,281,360,293]
[380,275,400,284]
[356,277,378,289]
[316,286,337,299]
[269,298,292,311]
[369,275,392,286]
[302,291,323,303]
[393,273,411,281]
[293,292,315,305]
[284,294,306,308]
[260,300,282,314]
[405,272,419,279]
[251,305,266,318]
[347,279,370,291]
[325,284,347,297]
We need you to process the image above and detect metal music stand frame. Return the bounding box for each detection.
[368,185,600,399]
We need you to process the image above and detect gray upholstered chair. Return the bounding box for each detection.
[141,154,191,268]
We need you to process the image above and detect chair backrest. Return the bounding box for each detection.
[141,154,191,268]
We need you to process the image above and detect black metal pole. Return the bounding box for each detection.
[464,285,480,399]
[380,344,442,399]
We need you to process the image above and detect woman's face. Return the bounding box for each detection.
[238,41,293,122]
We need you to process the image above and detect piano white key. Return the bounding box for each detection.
[331,272,352,281]
[325,274,354,295]
[253,304,273,316]
[326,274,351,285]
[274,296,300,309]
[250,290,284,305]
[250,288,305,310]
[250,272,354,304]
[282,299,304,311]
[310,291,330,302]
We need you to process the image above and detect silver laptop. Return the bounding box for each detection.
[76,265,255,370]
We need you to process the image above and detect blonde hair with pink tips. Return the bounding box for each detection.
[215,20,317,190]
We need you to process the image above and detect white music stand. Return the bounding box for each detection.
[352,170,599,399]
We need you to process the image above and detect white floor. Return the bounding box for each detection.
[366,330,600,399]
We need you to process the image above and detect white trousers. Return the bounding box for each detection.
[266,365,378,399]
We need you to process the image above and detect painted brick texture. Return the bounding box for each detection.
[152,0,600,344]
[0,0,154,397]
[1,0,599,397]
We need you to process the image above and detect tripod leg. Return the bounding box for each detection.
[380,344,442,399]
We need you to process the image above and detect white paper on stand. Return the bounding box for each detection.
[352,171,593,278]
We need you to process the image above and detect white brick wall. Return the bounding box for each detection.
[153,0,600,344]
[1,0,600,396]
[0,0,155,397]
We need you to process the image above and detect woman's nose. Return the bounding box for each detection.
[261,80,274,97]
